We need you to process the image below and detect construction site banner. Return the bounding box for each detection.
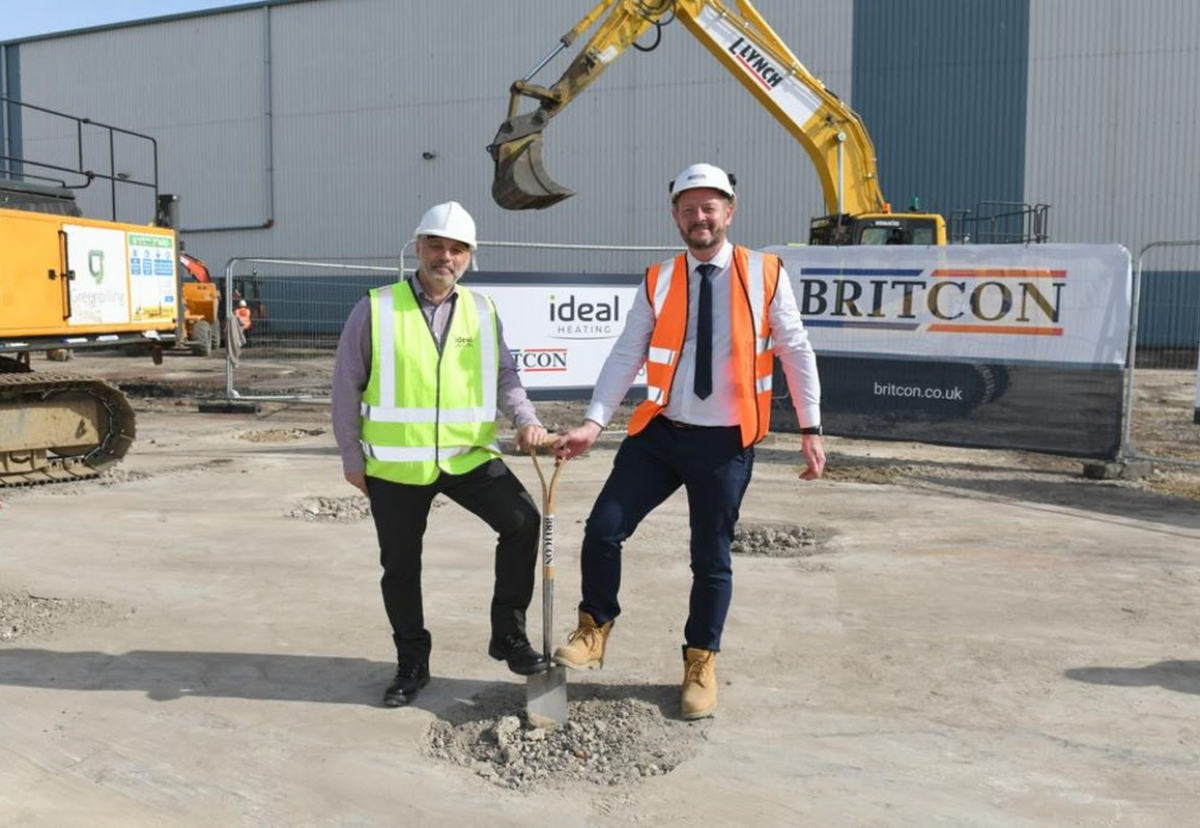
[468,273,645,396]
[467,243,1131,460]
[766,243,1131,459]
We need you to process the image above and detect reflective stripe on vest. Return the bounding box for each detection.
[360,282,500,484]
[628,246,779,447]
[642,255,686,406]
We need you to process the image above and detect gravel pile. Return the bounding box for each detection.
[731,521,825,557]
[285,495,371,522]
[424,683,710,790]
[284,494,450,522]
[0,590,114,643]
[236,427,327,443]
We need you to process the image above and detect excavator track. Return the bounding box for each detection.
[0,370,136,486]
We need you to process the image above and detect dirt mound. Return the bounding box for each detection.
[731,521,831,557]
[285,496,371,522]
[0,590,120,644]
[237,427,327,443]
[424,682,710,790]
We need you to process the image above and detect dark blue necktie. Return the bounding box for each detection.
[694,263,715,400]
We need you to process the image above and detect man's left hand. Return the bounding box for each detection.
[799,434,826,480]
[515,424,549,453]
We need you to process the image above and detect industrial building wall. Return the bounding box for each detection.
[5,7,270,240]
[2,0,1198,282]
[1025,0,1200,349]
[1026,0,1200,251]
[3,0,854,276]
[851,0,1030,224]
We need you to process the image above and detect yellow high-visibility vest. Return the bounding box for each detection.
[360,280,500,484]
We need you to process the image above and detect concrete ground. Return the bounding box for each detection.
[1,355,1199,827]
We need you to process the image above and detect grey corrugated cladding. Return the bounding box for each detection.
[2,0,1198,335]
[852,0,1029,219]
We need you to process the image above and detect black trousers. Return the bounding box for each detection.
[365,458,540,665]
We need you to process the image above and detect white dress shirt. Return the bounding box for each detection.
[584,240,822,431]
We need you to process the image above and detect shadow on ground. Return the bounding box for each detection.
[0,648,688,718]
[1064,660,1200,695]
[0,648,495,711]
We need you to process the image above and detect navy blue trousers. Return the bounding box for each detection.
[579,416,754,651]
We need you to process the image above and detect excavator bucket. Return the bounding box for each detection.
[491,134,575,211]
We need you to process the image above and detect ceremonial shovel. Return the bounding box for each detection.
[526,445,569,727]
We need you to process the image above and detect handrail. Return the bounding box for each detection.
[0,95,159,223]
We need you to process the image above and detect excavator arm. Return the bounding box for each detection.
[488,0,889,217]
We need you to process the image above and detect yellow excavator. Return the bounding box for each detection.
[0,97,181,484]
[488,0,947,245]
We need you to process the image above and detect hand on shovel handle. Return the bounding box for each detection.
[514,424,549,454]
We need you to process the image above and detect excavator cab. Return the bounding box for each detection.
[488,111,575,210]
[809,213,946,246]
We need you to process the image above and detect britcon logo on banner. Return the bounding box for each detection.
[768,244,1131,366]
[511,348,568,373]
[548,293,623,340]
[797,266,1066,335]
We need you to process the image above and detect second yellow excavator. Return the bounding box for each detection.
[488,0,946,245]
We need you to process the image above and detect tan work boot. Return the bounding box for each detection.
[681,647,718,720]
[552,611,613,670]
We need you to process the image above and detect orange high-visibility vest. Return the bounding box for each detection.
[627,246,779,448]
[235,307,252,330]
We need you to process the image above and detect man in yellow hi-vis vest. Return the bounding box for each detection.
[551,164,826,721]
[332,201,550,707]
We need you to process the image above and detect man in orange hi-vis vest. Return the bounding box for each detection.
[551,163,825,721]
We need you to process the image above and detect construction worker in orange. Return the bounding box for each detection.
[234,299,252,346]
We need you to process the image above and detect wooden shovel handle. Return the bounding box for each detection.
[528,440,566,513]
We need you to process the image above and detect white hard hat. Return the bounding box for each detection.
[414,200,477,250]
[238,299,247,307]
[669,163,736,201]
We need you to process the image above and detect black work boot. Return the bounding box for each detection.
[383,661,430,707]
[488,633,550,676]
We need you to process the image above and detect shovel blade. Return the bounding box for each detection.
[526,665,568,728]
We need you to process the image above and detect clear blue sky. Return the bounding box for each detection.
[2,1,250,42]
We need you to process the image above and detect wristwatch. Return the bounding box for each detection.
[799,425,823,436]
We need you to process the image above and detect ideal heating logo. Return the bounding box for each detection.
[798,267,1066,336]
[548,293,622,340]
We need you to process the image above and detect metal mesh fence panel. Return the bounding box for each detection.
[1123,241,1200,469]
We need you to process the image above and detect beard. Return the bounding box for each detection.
[680,223,723,251]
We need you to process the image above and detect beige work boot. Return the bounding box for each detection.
[681,647,718,720]
[552,611,613,670]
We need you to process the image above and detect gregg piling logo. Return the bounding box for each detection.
[88,250,105,284]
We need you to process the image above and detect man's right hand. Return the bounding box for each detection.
[345,471,368,495]
[552,420,603,461]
